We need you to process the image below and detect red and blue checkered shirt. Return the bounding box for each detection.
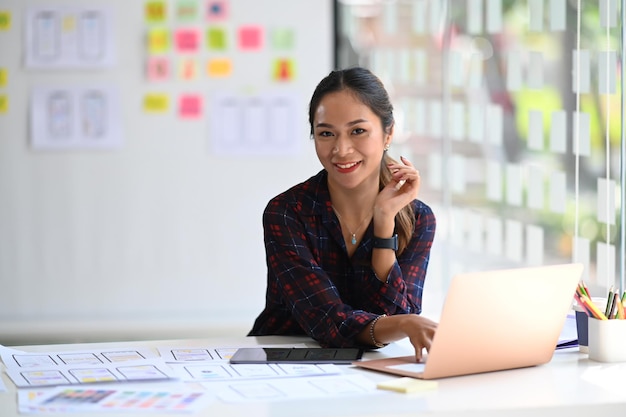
[248,170,436,347]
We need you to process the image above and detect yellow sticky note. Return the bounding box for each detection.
[143,93,169,113]
[0,11,11,31]
[207,58,232,77]
[145,1,167,23]
[0,95,8,114]
[62,15,76,32]
[376,377,438,393]
[273,58,295,82]
[147,27,170,54]
[0,68,7,87]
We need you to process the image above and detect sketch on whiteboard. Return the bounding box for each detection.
[25,6,114,68]
[78,11,105,61]
[81,90,106,138]
[31,86,122,150]
[34,11,59,61]
[209,91,302,156]
[48,91,72,139]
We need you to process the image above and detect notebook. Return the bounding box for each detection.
[354,263,584,380]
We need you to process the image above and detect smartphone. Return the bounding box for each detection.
[229,347,364,364]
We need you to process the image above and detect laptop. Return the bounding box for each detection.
[354,263,584,379]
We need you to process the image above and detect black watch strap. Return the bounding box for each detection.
[373,234,398,251]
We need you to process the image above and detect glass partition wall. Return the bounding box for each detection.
[336,0,624,305]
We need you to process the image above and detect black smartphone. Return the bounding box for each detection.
[229,347,364,364]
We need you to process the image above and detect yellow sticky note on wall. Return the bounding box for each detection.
[273,58,295,82]
[207,58,232,77]
[62,15,76,32]
[143,93,169,113]
[0,68,7,87]
[148,28,170,54]
[0,95,8,114]
[0,11,11,31]
[145,1,167,23]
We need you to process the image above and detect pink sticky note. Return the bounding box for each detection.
[147,57,170,81]
[178,58,198,80]
[238,25,262,51]
[179,94,202,119]
[206,0,228,21]
[175,28,200,53]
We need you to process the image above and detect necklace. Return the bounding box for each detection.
[332,206,372,245]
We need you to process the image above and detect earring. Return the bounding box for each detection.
[384,144,390,152]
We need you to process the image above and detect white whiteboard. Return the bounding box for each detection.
[0,0,334,343]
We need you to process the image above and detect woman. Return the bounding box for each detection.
[249,67,437,361]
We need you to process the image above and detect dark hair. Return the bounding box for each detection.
[308,67,394,137]
[308,67,415,255]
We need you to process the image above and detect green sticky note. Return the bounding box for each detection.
[271,28,294,50]
[0,11,11,31]
[176,0,197,22]
[0,95,8,114]
[206,27,227,50]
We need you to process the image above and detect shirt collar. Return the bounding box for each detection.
[300,170,333,218]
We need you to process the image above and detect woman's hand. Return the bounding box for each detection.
[374,156,421,221]
[359,314,438,362]
[398,314,438,361]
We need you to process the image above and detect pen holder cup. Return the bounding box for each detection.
[587,318,626,363]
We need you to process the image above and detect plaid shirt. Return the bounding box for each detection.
[249,170,436,347]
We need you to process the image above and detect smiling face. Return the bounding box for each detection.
[312,89,391,192]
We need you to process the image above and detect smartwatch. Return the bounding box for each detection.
[373,234,398,251]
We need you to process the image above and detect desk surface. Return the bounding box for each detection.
[1,335,626,417]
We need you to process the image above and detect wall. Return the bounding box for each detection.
[0,0,334,344]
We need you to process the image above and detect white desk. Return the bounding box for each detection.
[1,335,626,417]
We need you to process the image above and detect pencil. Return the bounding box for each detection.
[616,297,626,320]
[573,293,594,317]
[579,295,608,320]
[608,295,618,319]
[604,287,615,318]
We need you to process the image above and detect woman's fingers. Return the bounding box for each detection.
[406,316,437,362]
[388,157,419,186]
